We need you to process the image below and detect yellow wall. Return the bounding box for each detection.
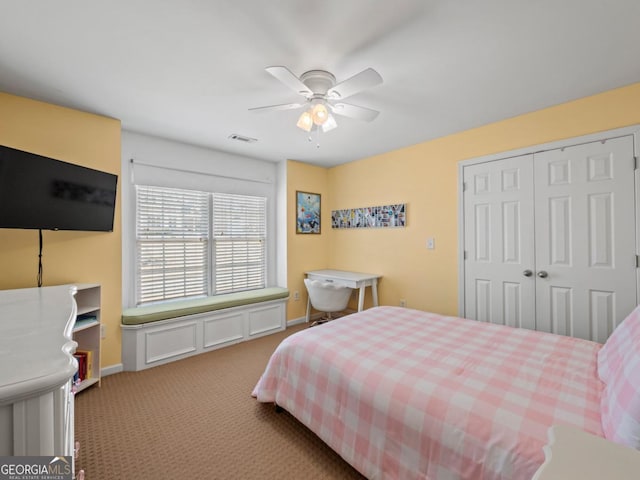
[287,82,640,320]
[286,160,331,319]
[0,92,122,367]
[5,80,640,349]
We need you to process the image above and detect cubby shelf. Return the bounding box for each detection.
[73,283,101,393]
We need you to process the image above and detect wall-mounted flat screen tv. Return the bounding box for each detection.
[0,144,118,232]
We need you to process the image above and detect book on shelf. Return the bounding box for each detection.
[75,313,98,329]
[73,349,94,383]
[73,352,86,383]
[78,349,93,378]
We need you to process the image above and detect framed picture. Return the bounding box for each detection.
[296,191,321,234]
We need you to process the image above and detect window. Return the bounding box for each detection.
[136,186,209,304]
[212,193,267,294]
[135,186,267,305]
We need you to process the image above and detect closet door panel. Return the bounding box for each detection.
[548,196,572,266]
[549,286,573,336]
[463,155,535,329]
[533,136,636,341]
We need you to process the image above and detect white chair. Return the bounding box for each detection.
[304,278,352,325]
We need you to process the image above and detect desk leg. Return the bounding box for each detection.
[357,286,366,311]
[372,280,379,307]
[305,296,311,322]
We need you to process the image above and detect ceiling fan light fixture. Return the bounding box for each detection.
[321,114,338,133]
[296,110,313,132]
[311,102,329,125]
[253,66,383,138]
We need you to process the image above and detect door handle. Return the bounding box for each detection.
[523,269,533,277]
[537,271,548,278]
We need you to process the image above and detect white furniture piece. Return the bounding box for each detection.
[121,297,287,371]
[73,283,101,392]
[0,285,77,459]
[304,278,352,324]
[532,425,640,479]
[304,269,381,322]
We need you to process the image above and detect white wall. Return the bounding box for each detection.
[276,159,288,289]
[121,130,284,308]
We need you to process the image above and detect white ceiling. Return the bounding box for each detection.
[1,1,639,167]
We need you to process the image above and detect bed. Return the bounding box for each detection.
[253,306,640,479]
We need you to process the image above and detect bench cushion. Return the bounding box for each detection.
[122,287,289,325]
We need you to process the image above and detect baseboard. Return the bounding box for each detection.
[287,309,357,327]
[286,316,309,326]
[101,363,123,377]
[286,312,325,326]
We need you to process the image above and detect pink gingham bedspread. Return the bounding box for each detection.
[252,306,604,480]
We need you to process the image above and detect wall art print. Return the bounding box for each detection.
[296,191,321,234]
[331,203,406,229]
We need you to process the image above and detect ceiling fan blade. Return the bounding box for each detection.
[265,66,313,96]
[248,102,305,113]
[327,68,383,99]
[330,102,380,122]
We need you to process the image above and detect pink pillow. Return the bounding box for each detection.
[598,306,640,382]
[598,305,640,449]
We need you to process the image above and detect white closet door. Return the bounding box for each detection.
[534,136,637,342]
[463,155,536,329]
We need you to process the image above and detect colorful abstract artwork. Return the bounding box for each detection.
[296,191,321,234]
[331,203,406,229]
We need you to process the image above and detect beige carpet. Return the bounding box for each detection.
[75,323,366,480]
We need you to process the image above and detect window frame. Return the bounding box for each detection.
[134,184,268,306]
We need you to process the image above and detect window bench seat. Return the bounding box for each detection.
[121,287,289,371]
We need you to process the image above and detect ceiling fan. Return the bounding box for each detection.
[249,66,383,133]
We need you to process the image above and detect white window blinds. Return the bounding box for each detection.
[212,193,267,294]
[136,186,209,304]
[135,186,268,305]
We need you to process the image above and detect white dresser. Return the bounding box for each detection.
[532,425,640,479]
[0,285,78,457]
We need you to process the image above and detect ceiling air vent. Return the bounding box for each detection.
[228,134,257,143]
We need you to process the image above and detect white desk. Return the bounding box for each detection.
[305,269,381,322]
[532,425,640,480]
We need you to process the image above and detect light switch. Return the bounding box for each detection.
[427,237,435,249]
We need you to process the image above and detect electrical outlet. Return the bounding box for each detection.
[293,290,300,301]
[426,237,435,249]
[100,324,106,338]
[399,299,407,308]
